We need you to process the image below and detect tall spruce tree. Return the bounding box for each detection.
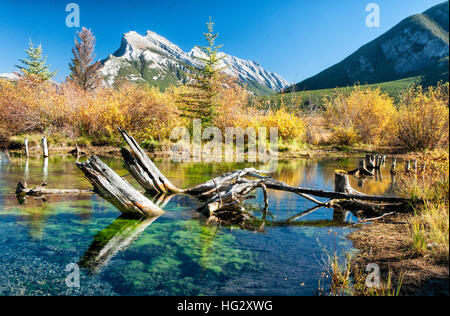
[179,17,227,126]
[16,40,56,81]
[68,27,102,91]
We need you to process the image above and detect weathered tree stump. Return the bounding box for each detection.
[24,137,29,157]
[390,158,397,174]
[365,154,375,169]
[41,137,49,158]
[405,159,411,172]
[77,155,165,217]
[118,127,182,194]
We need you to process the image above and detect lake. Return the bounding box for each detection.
[0,153,396,295]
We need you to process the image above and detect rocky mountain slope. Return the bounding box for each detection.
[286,1,449,92]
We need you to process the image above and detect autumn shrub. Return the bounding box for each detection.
[0,75,182,144]
[396,82,449,151]
[212,77,255,131]
[0,75,76,136]
[256,108,306,141]
[323,86,397,146]
[302,113,332,145]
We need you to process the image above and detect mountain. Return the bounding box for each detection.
[101,30,290,95]
[0,73,18,80]
[285,1,449,92]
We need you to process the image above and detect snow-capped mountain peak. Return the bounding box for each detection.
[101,30,290,94]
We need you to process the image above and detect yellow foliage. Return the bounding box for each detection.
[258,108,306,141]
[323,86,397,145]
[0,76,181,142]
[396,82,449,151]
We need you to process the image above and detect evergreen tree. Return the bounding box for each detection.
[16,40,56,81]
[178,17,227,126]
[68,27,102,91]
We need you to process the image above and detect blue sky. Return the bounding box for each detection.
[0,0,445,83]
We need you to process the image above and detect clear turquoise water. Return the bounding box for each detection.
[0,154,396,295]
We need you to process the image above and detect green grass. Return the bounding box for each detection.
[256,76,421,111]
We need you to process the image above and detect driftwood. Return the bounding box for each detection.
[77,155,165,217]
[69,129,420,223]
[15,180,92,197]
[117,129,408,204]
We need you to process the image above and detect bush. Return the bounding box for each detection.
[259,108,306,141]
[0,76,182,144]
[323,86,397,145]
[396,82,449,151]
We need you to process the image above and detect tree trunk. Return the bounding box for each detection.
[77,155,165,217]
[118,127,182,194]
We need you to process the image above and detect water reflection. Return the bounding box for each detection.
[0,155,399,295]
[79,215,161,274]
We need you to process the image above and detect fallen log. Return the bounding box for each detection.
[246,174,410,204]
[199,179,265,217]
[15,180,92,197]
[114,128,419,220]
[77,155,165,217]
[185,168,269,196]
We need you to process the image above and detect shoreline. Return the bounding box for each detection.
[347,214,449,296]
[4,143,418,160]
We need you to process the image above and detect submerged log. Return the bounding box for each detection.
[77,155,165,217]
[15,180,92,197]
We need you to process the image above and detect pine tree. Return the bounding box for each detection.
[68,27,102,91]
[16,40,56,81]
[178,17,227,126]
